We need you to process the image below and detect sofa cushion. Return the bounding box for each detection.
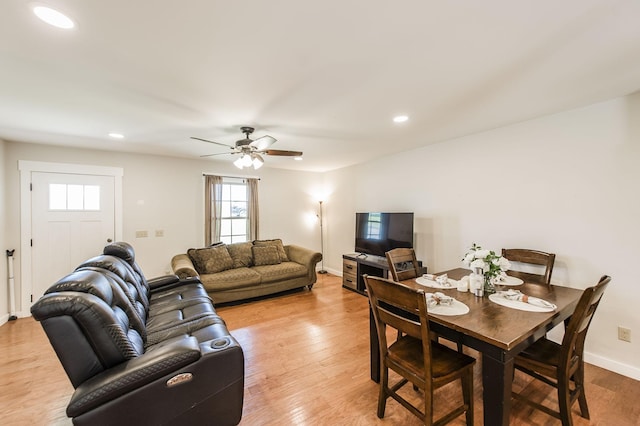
[253,238,289,262]
[187,246,234,274]
[199,267,262,291]
[252,245,281,266]
[227,242,254,268]
[252,261,308,283]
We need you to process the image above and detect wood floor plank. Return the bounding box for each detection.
[1,273,638,425]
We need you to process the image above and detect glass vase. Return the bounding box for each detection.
[484,274,496,295]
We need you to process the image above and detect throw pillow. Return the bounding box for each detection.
[252,246,281,266]
[253,238,289,262]
[187,245,234,274]
[226,242,254,268]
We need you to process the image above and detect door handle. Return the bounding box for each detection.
[107,238,113,243]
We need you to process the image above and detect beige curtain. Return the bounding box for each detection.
[204,175,223,245]
[247,178,259,240]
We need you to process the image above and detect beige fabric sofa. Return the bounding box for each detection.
[171,239,322,303]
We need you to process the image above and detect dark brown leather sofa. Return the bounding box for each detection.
[31,242,244,426]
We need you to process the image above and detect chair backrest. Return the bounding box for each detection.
[104,241,150,293]
[77,254,150,315]
[386,248,421,282]
[501,248,555,286]
[560,275,611,375]
[364,274,433,372]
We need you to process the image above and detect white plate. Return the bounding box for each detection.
[488,293,556,312]
[494,276,524,286]
[415,277,457,289]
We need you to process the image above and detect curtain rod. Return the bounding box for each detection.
[202,173,261,180]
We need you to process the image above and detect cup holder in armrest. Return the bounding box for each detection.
[211,337,231,350]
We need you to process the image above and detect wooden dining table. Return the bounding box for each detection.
[368,267,584,426]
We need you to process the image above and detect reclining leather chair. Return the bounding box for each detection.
[31,242,244,425]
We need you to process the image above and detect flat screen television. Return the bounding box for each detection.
[355,212,414,258]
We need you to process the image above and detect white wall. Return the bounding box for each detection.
[0,139,7,323]
[325,93,640,379]
[3,142,322,316]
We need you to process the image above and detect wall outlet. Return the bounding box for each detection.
[155,229,164,237]
[618,326,631,342]
[135,230,148,238]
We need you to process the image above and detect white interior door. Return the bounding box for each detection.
[31,172,116,303]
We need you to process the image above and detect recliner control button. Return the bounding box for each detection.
[166,372,193,387]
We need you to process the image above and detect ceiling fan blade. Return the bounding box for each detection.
[199,152,237,158]
[249,135,276,151]
[191,137,235,149]
[264,149,303,157]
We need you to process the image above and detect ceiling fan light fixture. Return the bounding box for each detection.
[252,154,264,169]
[294,156,303,161]
[233,156,245,169]
[241,153,253,168]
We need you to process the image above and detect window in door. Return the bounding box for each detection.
[49,184,100,211]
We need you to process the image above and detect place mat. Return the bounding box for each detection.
[415,277,457,289]
[427,299,470,316]
[489,292,557,312]
[493,275,524,286]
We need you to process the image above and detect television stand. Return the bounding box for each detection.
[342,253,425,295]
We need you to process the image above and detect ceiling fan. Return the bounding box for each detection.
[192,126,303,169]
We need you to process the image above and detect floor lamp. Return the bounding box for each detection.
[318,200,327,274]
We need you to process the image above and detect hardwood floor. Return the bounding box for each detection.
[1,273,639,425]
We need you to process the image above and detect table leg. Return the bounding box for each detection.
[482,352,514,426]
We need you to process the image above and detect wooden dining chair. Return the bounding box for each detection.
[386,248,463,353]
[501,248,556,286]
[512,275,611,426]
[385,247,421,281]
[364,274,475,425]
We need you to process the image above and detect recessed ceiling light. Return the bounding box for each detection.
[108,133,125,139]
[393,115,409,123]
[32,5,75,29]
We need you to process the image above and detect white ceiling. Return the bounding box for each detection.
[2,1,640,172]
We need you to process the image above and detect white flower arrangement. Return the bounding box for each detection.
[462,243,511,283]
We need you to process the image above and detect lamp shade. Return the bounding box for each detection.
[252,154,264,169]
[233,156,245,169]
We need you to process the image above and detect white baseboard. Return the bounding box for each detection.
[316,267,341,276]
[0,311,24,326]
[325,267,341,276]
[584,351,640,381]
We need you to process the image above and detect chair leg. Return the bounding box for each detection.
[557,376,574,426]
[461,369,474,426]
[575,365,590,419]
[377,367,389,418]
[423,382,434,426]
